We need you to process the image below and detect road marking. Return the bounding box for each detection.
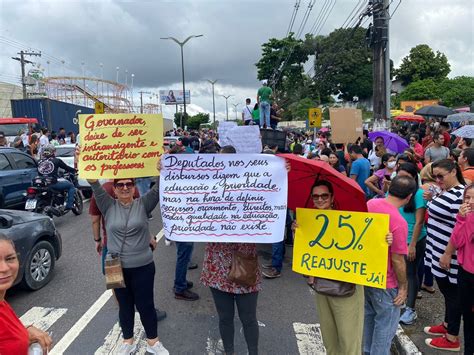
[396,325,422,355]
[206,332,225,355]
[95,312,147,354]
[20,307,67,332]
[293,322,326,355]
[50,289,113,355]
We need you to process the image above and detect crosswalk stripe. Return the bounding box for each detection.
[50,289,113,355]
[293,322,326,355]
[20,307,67,332]
[95,312,147,355]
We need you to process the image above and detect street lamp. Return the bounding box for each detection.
[160,34,204,119]
[232,103,240,121]
[221,95,233,121]
[207,79,218,128]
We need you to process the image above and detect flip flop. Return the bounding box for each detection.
[421,285,435,294]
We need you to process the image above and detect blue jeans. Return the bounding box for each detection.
[272,241,284,272]
[259,102,270,128]
[135,177,152,196]
[174,242,194,293]
[363,287,401,355]
[50,180,75,209]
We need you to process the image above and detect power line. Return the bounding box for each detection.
[390,0,402,17]
[286,0,301,36]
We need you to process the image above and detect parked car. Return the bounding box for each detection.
[0,209,62,290]
[0,147,38,209]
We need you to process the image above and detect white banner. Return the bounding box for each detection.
[218,124,262,153]
[160,154,288,243]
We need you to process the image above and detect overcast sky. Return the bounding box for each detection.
[0,0,472,121]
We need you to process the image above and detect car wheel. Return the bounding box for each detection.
[72,191,83,215]
[22,241,56,291]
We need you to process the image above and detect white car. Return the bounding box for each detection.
[54,144,91,192]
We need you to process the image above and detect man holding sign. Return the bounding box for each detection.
[363,175,416,355]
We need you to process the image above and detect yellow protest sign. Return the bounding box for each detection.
[293,208,389,289]
[78,113,163,179]
[308,108,322,128]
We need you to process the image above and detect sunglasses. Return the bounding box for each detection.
[312,193,331,201]
[434,173,449,181]
[115,182,135,189]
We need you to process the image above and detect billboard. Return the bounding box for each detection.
[159,90,190,105]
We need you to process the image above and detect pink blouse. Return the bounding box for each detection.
[450,213,474,273]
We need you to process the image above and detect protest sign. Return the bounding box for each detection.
[78,113,163,179]
[160,154,287,243]
[292,208,389,289]
[329,108,363,144]
[218,121,237,147]
[226,126,262,153]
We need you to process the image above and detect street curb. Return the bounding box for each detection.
[393,325,422,355]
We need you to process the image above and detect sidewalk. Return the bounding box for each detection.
[394,284,464,354]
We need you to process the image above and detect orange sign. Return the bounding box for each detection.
[401,100,439,113]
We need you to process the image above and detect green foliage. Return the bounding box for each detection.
[186,113,210,130]
[286,98,318,121]
[398,79,442,101]
[173,112,187,128]
[394,44,450,86]
[313,27,373,101]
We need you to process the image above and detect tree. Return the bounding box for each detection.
[286,98,319,121]
[313,27,373,101]
[185,112,210,130]
[394,44,450,86]
[397,79,442,102]
[173,112,187,128]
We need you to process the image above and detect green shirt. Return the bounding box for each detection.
[398,188,427,244]
[257,86,272,103]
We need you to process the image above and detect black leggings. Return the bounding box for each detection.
[435,276,461,336]
[210,288,259,355]
[458,268,474,355]
[115,262,157,340]
[406,238,426,309]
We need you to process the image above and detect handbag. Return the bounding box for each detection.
[228,251,258,287]
[104,207,131,289]
[313,277,356,297]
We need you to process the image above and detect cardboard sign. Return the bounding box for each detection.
[160,154,288,243]
[329,108,363,144]
[78,113,163,179]
[308,108,322,128]
[293,208,389,289]
[226,125,262,153]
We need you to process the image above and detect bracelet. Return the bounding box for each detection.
[94,238,101,242]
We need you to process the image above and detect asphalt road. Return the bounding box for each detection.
[7,202,324,354]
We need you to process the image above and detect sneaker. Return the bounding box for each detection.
[117,342,137,355]
[175,289,200,301]
[187,262,198,270]
[261,263,273,269]
[400,307,417,325]
[186,280,194,289]
[424,323,448,335]
[262,268,281,279]
[146,341,169,355]
[156,309,167,322]
[425,336,460,352]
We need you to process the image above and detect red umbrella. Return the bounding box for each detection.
[279,153,367,212]
[393,114,425,123]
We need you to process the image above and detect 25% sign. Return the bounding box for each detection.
[292,208,389,289]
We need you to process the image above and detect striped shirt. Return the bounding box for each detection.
[425,184,465,284]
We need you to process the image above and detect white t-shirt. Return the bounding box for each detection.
[242,105,253,121]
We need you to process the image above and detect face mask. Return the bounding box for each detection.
[387,161,396,169]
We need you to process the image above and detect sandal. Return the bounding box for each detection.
[421,285,435,294]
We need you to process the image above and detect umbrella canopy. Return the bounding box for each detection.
[393,114,425,123]
[368,131,409,154]
[444,112,474,123]
[415,105,454,117]
[280,153,367,213]
[451,125,474,139]
[319,127,329,133]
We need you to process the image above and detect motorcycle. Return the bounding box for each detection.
[24,172,83,217]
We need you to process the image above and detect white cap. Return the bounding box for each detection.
[261,79,268,85]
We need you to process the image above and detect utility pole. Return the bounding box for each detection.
[232,103,240,121]
[138,91,151,114]
[12,50,41,99]
[207,79,218,128]
[221,95,233,121]
[371,0,390,129]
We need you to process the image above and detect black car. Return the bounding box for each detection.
[0,147,38,209]
[0,209,62,290]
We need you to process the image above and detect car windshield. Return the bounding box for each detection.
[55,147,75,157]
[0,123,29,136]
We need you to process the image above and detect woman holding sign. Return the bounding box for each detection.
[292,180,367,355]
[86,160,169,355]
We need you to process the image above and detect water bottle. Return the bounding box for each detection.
[28,343,43,355]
